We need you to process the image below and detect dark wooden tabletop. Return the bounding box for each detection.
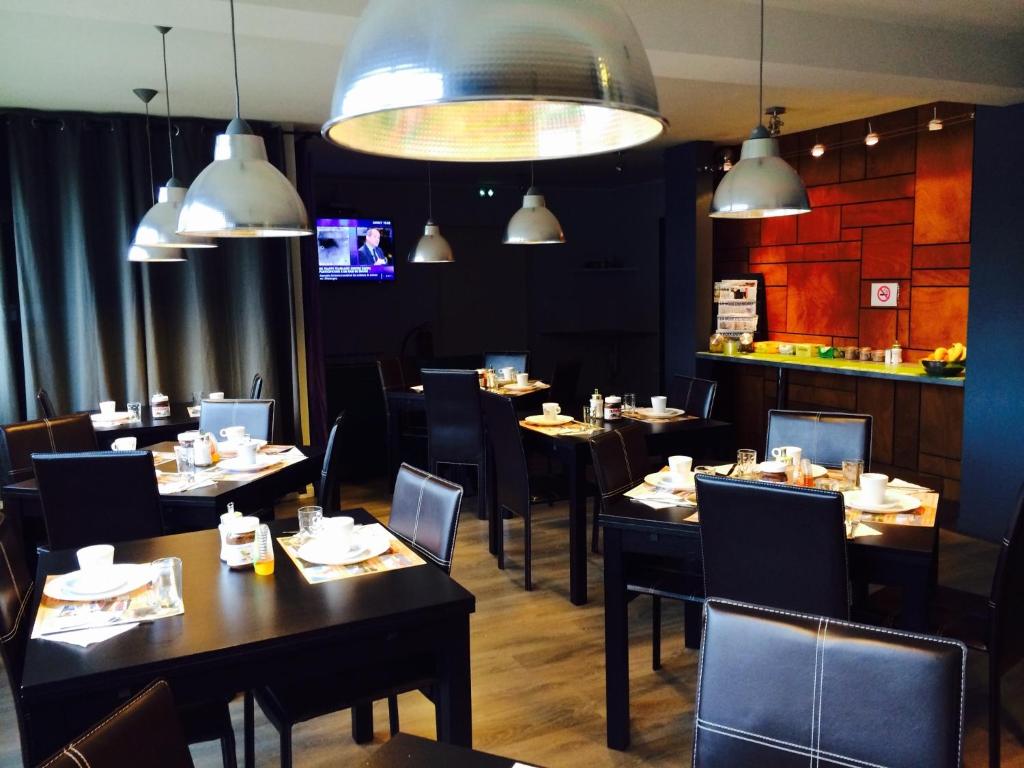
[359,733,533,768]
[90,403,197,433]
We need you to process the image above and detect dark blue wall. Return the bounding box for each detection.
[959,103,1024,541]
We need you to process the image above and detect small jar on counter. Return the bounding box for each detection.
[709,333,726,353]
[604,396,622,420]
[738,332,755,354]
[151,392,170,419]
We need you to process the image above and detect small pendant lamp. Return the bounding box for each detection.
[503,163,565,245]
[128,87,187,263]
[409,164,453,263]
[133,27,215,250]
[177,0,311,238]
[709,0,810,219]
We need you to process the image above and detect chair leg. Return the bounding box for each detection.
[243,691,255,768]
[525,506,532,592]
[476,462,487,520]
[989,656,1000,768]
[221,709,238,768]
[652,596,662,671]
[388,694,400,736]
[279,723,292,768]
[496,505,505,571]
[591,496,602,554]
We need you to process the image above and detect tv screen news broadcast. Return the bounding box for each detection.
[317,218,395,281]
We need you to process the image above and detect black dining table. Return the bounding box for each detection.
[19,510,476,765]
[90,403,198,449]
[516,416,731,606]
[598,493,939,750]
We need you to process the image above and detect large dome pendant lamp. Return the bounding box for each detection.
[133,27,216,250]
[709,0,810,219]
[409,164,454,263]
[177,0,311,238]
[503,163,565,245]
[322,0,667,162]
[128,87,187,263]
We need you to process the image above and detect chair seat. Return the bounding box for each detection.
[178,696,236,744]
[868,584,991,652]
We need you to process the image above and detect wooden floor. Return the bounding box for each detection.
[2,482,1022,767]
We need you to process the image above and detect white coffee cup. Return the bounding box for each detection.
[237,439,258,466]
[323,516,355,551]
[516,372,530,387]
[771,446,803,466]
[77,544,114,572]
[650,395,668,414]
[668,455,693,476]
[99,400,116,415]
[208,391,225,400]
[500,366,516,382]
[542,402,561,420]
[219,425,246,443]
[860,473,889,506]
[111,437,137,451]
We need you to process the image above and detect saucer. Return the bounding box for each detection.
[635,407,685,419]
[644,471,695,492]
[524,414,573,426]
[758,460,788,474]
[296,532,390,566]
[843,490,921,514]
[44,564,152,602]
[218,455,279,472]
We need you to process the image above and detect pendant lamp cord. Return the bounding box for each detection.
[530,162,535,188]
[427,162,433,220]
[160,30,176,179]
[758,0,764,126]
[230,0,241,119]
[144,102,155,206]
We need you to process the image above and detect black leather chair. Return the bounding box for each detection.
[39,680,196,768]
[248,373,263,400]
[483,351,529,374]
[668,375,717,419]
[199,399,275,442]
[35,389,56,420]
[32,451,165,550]
[766,409,872,469]
[378,358,427,484]
[0,414,97,485]
[694,598,967,768]
[316,413,346,513]
[421,369,487,519]
[246,464,463,767]
[696,475,850,619]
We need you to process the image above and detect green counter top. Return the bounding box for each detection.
[696,351,965,387]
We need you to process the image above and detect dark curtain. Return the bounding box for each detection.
[0,110,299,442]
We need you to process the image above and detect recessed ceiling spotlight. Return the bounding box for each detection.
[811,134,825,157]
[864,122,879,147]
[721,149,734,172]
[928,107,943,131]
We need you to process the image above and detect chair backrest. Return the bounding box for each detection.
[39,679,196,768]
[388,463,463,574]
[694,598,966,768]
[199,399,275,442]
[249,373,264,400]
[766,409,872,469]
[317,413,345,513]
[695,475,849,619]
[36,389,56,420]
[33,451,164,550]
[377,358,406,391]
[548,359,582,406]
[0,509,34,763]
[993,481,1024,673]
[483,351,529,373]
[482,393,530,516]
[420,369,485,465]
[588,425,649,500]
[0,414,97,485]
[668,376,717,419]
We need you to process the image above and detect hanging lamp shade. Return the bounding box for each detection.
[709,126,810,218]
[409,221,453,263]
[135,181,216,248]
[128,245,188,263]
[322,0,666,162]
[503,187,565,244]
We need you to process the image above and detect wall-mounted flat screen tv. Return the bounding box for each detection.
[317,218,395,281]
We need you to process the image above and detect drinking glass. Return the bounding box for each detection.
[736,448,757,477]
[173,444,195,482]
[297,506,323,540]
[151,557,183,610]
[253,524,275,576]
[842,459,864,489]
[800,458,814,487]
[127,401,142,422]
[623,393,636,413]
[581,406,591,425]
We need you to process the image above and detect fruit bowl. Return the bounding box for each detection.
[921,359,965,377]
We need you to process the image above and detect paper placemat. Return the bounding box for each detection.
[493,381,551,396]
[621,411,698,423]
[156,446,306,494]
[518,419,602,438]
[278,523,425,584]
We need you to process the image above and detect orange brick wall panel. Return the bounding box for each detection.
[808,174,915,207]
[913,244,970,269]
[897,310,910,347]
[714,218,762,249]
[840,120,867,182]
[861,224,913,279]
[841,228,862,241]
[841,199,915,228]
[914,108,973,245]
[761,216,797,245]
[766,286,788,332]
[865,108,918,179]
[798,124,842,186]
[860,280,911,308]
[786,261,860,337]
[750,242,860,264]
[772,331,833,345]
[859,308,898,348]
[797,206,841,243]
[749,263,788,286]
[909,287,969,349]
[911,269,970,286]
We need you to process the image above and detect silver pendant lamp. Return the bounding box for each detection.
[177,0,311,238]
[503,163,565,245]
[409,164,453,263]
[709,0,810,219]
[133,28,216,250]
[322,0,666,162]
[128,87,187,263]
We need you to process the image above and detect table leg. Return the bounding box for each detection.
[351,702,374,743]
[567,445,588,606]
[604,526,630,750]
[434,612,473,747]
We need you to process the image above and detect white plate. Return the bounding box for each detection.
[44,564,153,602]
[503,382,539,391]
[90,412,130,423]
[296,531,391,566]
[635,407,685,419]
[644,471,695,492]
[524,414,574,426]
[756,462,828,478]
[844,490,921,514]
[218,455,280,472]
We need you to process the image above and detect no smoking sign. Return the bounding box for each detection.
[871,282,899,308]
